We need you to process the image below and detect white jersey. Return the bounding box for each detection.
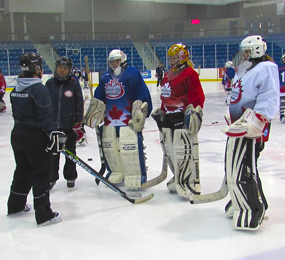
[230,61,279,122]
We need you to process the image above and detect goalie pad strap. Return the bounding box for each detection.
[83,98,106,128]
[226,137,266,230]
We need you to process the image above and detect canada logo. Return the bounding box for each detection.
[230,78,243,104]
[64,90,73,97]
[105,79,125,99]
[161,82,171,97]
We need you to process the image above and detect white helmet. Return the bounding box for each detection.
[240,35,267,58]
[225,61,233,68]
[108,49,127,76]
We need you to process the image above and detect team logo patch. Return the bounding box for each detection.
[230,78,243,104]
[105,79,125,100]
[64,90,73,97]
[161,82,171,97]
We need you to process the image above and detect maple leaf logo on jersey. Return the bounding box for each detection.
[230,78,243,104]
[105,79,125,100]
[161,82,171,97]
[109,105,123,120]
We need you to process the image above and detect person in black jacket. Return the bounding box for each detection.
[155,62,165,87]
[45,57,84,189]
[7,52,67,227]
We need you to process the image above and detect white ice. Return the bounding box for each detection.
[1,82,285,260]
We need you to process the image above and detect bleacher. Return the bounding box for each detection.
[50,39,145,72]
[0,41,53,76]
[150,34,284,69]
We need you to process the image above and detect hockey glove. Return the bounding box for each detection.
[46,131,67,154]
[128,100,148,132]
[83,98,106,128]
[184,104,203,134]
[73,122,86,141]
[222,108,269,138]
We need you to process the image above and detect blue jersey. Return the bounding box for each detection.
[94,67,153,127]
[278,64,285,96]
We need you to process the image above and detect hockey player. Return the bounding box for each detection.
[152,43,205,198]
[84,49,152,189]
[222,61,235,105]
[279,54,285,123]
[0,69,7,112]
[7,52,66,226]
[45,56,84,189]
[222,35,279,230]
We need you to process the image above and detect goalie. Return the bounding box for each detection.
[222,35,279,230]
[152,43,205,198]
[84,49,152,190]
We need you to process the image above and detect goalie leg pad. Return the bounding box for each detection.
[119,126,147,189]
[173,129,200,198]
[226,137,266,230]
[83,98,106,128]
[102,126,124,184]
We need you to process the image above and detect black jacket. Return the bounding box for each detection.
[10,78,57,135]
[156,65,164,77]
[45,76,84,129]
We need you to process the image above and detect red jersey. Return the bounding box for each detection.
[160,67,205,113]
[0,74,6,94]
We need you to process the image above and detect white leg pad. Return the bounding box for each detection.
[119,126,142,189]
[173,130,200,198]
[102,126,124,184]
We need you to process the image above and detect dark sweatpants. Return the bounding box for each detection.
[8,126,54,224]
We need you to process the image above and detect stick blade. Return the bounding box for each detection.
[132,193,154,204]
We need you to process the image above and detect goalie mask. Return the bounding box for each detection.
[281,54,285,65]
[235,35,267,77]
[19,52,43,78]
[167,43,190,72]
[54,56,73,81]
[108,49,127,76]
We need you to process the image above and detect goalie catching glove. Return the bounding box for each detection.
[128,100,148,132]
[73,122,85,141]
[222,108,269,138]
[46,131,67,154]
[184,104,203,134]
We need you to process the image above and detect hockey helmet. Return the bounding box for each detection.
[55,56,73,81]
[281,54,285,65]
[108,49,127,76]
[240,35,267,59]
[225,61,233,68]
[19,52,43,75]
[167,43,190,71]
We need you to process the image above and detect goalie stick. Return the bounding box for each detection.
[95,126,106,185]
[142,154,168,189]
[62,148,154,204]
[189,175,228,204]
[84,55,93,98]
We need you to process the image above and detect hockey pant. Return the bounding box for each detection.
[280,96,285,122]
[225,137,267,230]
[161,128,200,198]
[101,125,147,189]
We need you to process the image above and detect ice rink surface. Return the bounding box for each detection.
[1,82,285,260]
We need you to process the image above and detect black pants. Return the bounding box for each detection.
[157,75,163,87]
[8,126,54,224]
[51,129,77,182]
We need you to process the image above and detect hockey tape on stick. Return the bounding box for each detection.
[189,175,228,204]
[62,148,154,204]
[142,154,168,189]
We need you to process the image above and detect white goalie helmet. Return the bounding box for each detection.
[225,61,233,68]
[240,35,267,59]
[108,49,127,76]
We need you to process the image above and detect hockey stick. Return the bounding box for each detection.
[62,148,154,204]
[142,154,168,189]
[189,175,228,204]
[95,126,106,185]
[84,55,93,98]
